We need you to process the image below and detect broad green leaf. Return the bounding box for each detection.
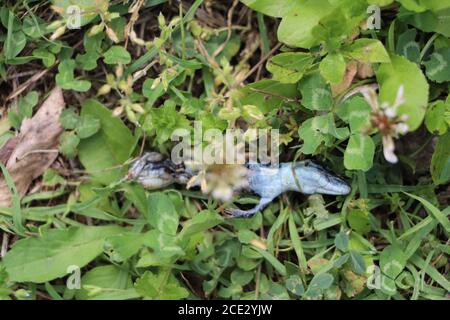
[103,46,131,65]
[319,53,346,84]
[277,0,334,49]
[75,114,101,139]
[342,39,390,63]
[299,72,333,111]
[59,131,80,158]
[146,192,179,236]
[379,244,407,279]
[60,107,80,130]
[32,48,56,67]
[5,31,26,60]
[51,0,109,27]
[178,210,223,242]
[395,29,420,63]
[298,115,331,154]
[75,265,138,300]
[430,131,450,185]
[134,270,189,300]
[423,48,450,83]
[349,250,366,274]
[344,134,375,171]
[2,225,124,283]
[239,79,299,113]
[425,100,449,135]
[400,7,450,37]
[376,54,429,131]
[334,232,349,252]
[347,209,371,234]
[240,0,303,17]
[286,275,305,296]
[266,52,314,83]
[337,96,372,133]
[55,59,91,92]
[78,99,136,184]
[105,233,145,262]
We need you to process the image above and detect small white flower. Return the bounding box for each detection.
[382,135,398,164]
[361,85,409,164]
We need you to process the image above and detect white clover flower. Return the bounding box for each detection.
[361,85,409,164]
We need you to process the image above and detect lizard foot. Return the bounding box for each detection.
[223,197,274,218]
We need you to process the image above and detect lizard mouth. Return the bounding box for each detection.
[317,174,351,195]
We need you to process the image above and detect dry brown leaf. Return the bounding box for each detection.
[0,87,65,207]
[331,61,358,97]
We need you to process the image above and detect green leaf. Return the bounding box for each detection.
[376,54,429,131]
[395,29,420,63]
[334,232,349,252]
[75,114,101,139]
[276,0,335,49]
[423,48,450,83]
[51,0,109,27]
[379,244,407,279]
[78,99,136,185]
[344,134,375,171]
[319,53,346,84]
[59,131,80,158]
[105,233,145,262]
[178,210,223,242]
[299,72,333,111]
[347,209,371,234]
[286,275,305,296]
[404,192,450,233]
[430,131,450,185]
[2,225,124,283]
[143,100,190,145]
[134,270,189,300]
[103,46,131,65]
[425,100,449,135]
[298,115,332,154]
[5,31,26,60]
[336,96,372,133]
[55,59,91,92]
[349,250,366,274]
[342,39,390,63]
[146,192,179,236]
[240,0,302,17]
[32,48,56,67]
[267,52,314,83]
[60,107,80,130]
[75,265,138,300]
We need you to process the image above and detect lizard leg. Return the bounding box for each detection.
[225,197,273,218]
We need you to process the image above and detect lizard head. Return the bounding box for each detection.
[293,161,351,195]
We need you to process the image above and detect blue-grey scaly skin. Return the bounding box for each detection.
[227,161,351,217]
[128,153,351,218]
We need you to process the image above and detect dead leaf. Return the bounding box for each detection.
[0,87,65,207]
[331,61,357,97]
